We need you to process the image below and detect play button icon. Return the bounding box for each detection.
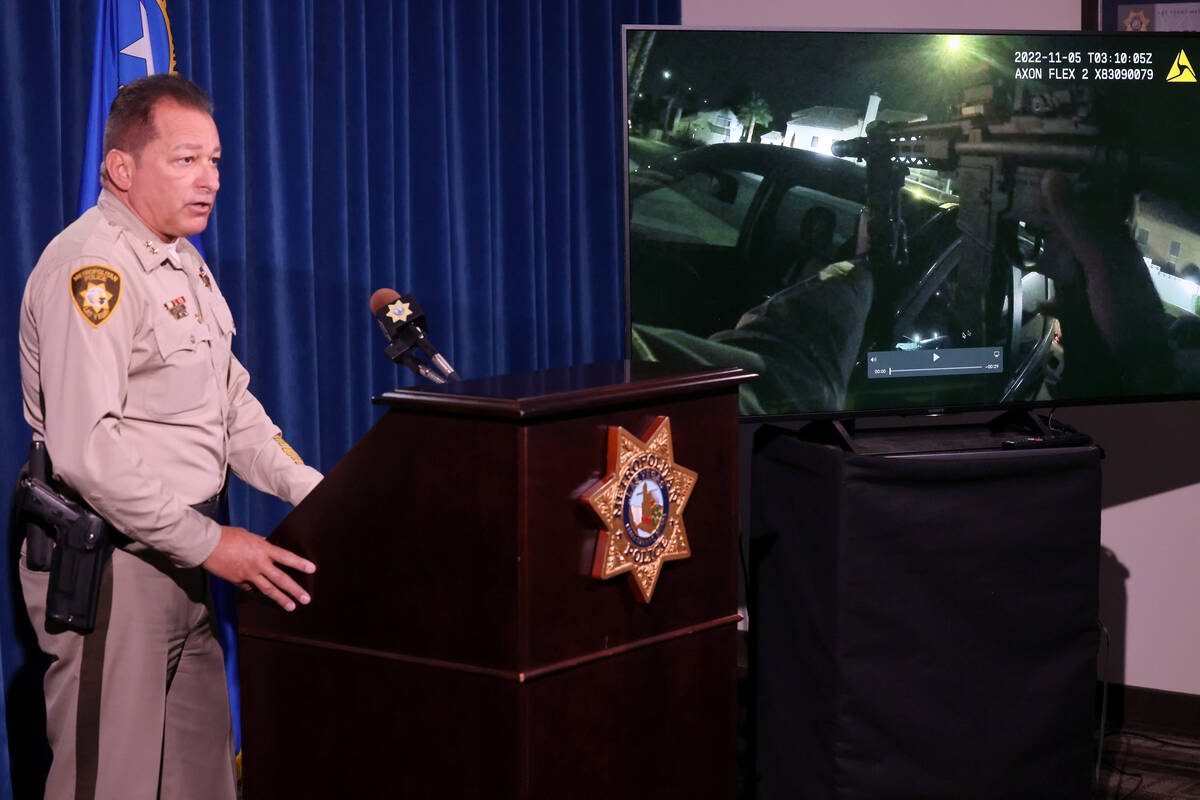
[867,346,1004,380]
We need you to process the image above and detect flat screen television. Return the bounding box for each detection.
[623,27,1200,423]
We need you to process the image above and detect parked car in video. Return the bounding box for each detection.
[627,142,1061,405]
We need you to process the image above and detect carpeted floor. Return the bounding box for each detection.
[733,725,1200,799]
[1097,726,1200,799]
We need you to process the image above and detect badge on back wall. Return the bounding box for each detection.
[70,265,122,327]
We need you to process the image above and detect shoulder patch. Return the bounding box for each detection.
[69,265,123,327]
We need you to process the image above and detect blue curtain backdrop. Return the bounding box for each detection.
[0,1,679,795]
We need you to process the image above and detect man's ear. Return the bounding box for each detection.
[104,149,134,192]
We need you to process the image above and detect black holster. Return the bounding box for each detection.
[14,442,114,634]
[45,506,112,633]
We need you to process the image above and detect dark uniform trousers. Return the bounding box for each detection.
[18,502,236,800]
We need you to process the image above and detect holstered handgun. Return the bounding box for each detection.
[14,443,114,633]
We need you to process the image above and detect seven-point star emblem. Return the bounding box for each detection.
[386,299,412,323]
[582,416,698,603]
[81,283,112,313]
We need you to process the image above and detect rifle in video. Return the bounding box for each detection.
[832,81,1131,349]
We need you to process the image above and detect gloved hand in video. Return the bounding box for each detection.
[1037,169,1176,396]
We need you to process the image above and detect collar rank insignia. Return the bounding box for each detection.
[583,416,698,603]
[164,296,188,319]
[69,265,122,327]
[386,299,412,323]
[199,267,212,290]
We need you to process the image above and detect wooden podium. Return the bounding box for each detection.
[237,362,753,799]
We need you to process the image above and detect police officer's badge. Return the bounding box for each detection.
[70,265,122,327]
[583,417,698,603]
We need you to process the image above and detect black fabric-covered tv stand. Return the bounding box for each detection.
[748,422,1101,799]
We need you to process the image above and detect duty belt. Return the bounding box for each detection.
[191,493,222,521]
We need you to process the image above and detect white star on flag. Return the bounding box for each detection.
[119,2,157,75]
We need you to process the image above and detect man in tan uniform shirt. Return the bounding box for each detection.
[18,74,322,798]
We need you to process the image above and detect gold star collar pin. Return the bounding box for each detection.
[582,416,698,603]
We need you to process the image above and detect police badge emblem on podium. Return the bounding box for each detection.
[583,416,698,603]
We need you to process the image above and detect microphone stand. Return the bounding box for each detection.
[386,339,447,384]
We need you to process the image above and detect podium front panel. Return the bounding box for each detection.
[519,392,741,670]
[238,364,752,798]
[239,410,525,669]
[240,625,737,799]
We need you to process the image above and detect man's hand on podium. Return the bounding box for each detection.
[203,525,317,611]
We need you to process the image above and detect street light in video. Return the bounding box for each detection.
[939,34,1004,75]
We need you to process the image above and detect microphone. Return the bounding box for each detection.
[368,289,461,382]
[369,288,442,383]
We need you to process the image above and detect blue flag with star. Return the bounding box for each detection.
[78,0,175,216]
